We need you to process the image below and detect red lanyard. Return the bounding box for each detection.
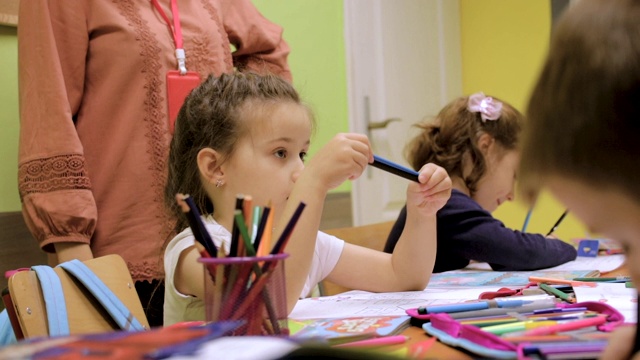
[151,0,187,74]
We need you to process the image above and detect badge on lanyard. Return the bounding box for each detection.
[152,0,202,134]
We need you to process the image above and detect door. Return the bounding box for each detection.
[344,0,462,225]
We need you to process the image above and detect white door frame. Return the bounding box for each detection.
[344,0,462,225]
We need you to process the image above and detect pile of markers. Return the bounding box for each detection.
[177,194,305,335]
[421,295,614,358]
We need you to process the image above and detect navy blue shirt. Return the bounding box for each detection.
[384,189,577,272]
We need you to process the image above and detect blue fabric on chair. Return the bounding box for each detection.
[0,309,17,346]
[59,260,145,332]
[32,265,70,337]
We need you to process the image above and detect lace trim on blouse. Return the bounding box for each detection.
[18,154,92,198]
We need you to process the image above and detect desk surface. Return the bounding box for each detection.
[391,263,630,359]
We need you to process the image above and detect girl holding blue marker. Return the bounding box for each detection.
[384,93,577,272]
[162,72,453,325]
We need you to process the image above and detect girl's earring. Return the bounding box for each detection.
[215,179,224,188]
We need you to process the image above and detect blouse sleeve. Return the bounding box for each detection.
[18,1,97,252]
[222,0,292,82]
[385,203,578,271]
[440,206,578,271]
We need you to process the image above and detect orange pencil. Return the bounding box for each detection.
[243,195,253,240]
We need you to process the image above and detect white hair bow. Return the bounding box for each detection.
[467,92,503,121]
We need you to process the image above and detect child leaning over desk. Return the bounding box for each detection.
[517,0,640,358]
[162,72,452,325]
[384,93,577,272]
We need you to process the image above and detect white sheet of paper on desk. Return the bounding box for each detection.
[464,254,625,273]
[427,269,598,287]
[573,282,637,323]
[289,288,503,320]
[543,254,625,273]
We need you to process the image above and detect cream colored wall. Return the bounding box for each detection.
[460,0,588,241]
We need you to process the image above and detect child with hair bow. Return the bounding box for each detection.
[384,93,577,272]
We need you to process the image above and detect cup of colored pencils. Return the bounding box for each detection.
[198,253,289,336]
[177,192,304,335]
[192,195,306,336]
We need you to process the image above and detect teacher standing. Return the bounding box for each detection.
[17,0,291,327]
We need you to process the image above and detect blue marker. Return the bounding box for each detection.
[418,299,533,315]
[370,155,420,183]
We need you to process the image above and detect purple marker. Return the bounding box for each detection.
[533,307,588,314]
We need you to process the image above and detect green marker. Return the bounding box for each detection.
[539,283,573,302]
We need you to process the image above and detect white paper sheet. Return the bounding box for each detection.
[573,282,637,324]
[544,255,626,273]
[289,288,504,320]
[464,255,625,273]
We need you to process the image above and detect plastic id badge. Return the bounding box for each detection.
[167,70,201,134]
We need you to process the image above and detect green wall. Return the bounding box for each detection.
[460,0,588,241]
[0,25,19,211]
[252,0,350,192]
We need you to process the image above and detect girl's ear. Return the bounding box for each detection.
[477,133,496,155]
[197,148,224,186]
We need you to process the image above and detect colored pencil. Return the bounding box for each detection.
[546,210,569,236]
[518,315,607,336]
[243,195,253,240]
[234,195,245,256]
[253,205,271,254]
[251,206,261,243]
[573,277,631,283]
[258,204,275,256]
[178,194,217,257]
[539,283,574,303]
[269,202,306,255]
[234,210,256,256]
[211,248,225,322]
[522,206,534,232]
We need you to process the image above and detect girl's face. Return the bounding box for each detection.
[221,101,312,220]
[546,176,640,286]
[474,147,519,213]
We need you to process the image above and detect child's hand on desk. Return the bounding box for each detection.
[406,163,451,217]
[303,133,371,192]
[600,325,640,360]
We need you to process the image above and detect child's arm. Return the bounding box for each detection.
[325,163,451,292]
[173,245,206,300]
[276,133,372,312]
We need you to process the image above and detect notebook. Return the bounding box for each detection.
[290,315,411,345]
